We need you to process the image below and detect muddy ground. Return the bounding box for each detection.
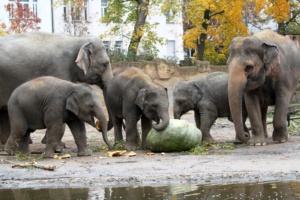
[1,77,300,189]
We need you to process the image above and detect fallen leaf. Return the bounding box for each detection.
[147,152,155,156]
[53,154,71,159]
[58,154,71,159]
[107,150,126,157]
[127,151,137,157]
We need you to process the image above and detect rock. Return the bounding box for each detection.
[146,119,202,152]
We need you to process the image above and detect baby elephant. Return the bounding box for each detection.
[107,67,170,150]
[5,76,112,157]
[173,72,248,142]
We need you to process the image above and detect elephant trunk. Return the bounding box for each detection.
[94,106,113,150]
[228,66,251,143]
[152,111,170,131]
[102,87,114,131]
[173,110,181,119]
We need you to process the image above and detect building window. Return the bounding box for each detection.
[184,48,196,58]
[8,0,38,19]
[103,41,110,53]
[114,41,122,52]
[101,0,107,18]
[166,40,175,58]
[166,10,174,23]
[63,0,89,22]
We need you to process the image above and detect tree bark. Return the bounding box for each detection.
[196,9,210,61]
[127,0,149,58]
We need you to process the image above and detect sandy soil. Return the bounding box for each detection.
[1,77,300,189]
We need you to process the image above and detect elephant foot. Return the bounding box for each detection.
[77,149,92,157]
[254,142,266,146]
[54,142,66,153]
[233,138,244,144]
[5,149,15,155]
[125,141,137,151]
[202,134,214,143]
[272,128,288,143]
[273,134,288,143]
[43,151,56,158]
[249,134,266,146]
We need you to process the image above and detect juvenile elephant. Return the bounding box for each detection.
[5,76,112,157]
[227,29,300,145]
[173,72,248,142]
[0,32,113,148]
[107,67,170,150]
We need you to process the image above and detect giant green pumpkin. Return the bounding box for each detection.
[146,119,202,152]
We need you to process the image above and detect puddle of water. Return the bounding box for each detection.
[1,181,300,200]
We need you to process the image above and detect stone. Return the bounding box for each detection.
[146,119,202,152]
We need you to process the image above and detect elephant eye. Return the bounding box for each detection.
[245,65,254,73]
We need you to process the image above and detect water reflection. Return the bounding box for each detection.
[1,181,300,200]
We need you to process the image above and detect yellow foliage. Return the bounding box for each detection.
[183,0,291,61]
[254,0,290,22]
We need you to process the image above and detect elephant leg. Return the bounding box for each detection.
[43,123,65,158]
[124,117,139,151]
[41,123,66,151]
[67,119,91,157]
[0,110,11,149]
[199,110,216,143]
[17,130,31,155]
[141,115,152,149]
[261,106,268,138]
[244,93,266,146]
[5,115,28,155]
[194,110,201,129]
[112,116,124,145]
[272,94,291,143]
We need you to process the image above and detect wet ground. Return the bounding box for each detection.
[1,77,300,189]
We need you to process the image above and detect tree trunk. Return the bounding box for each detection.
[196,9,210,61]
[127,0,149,58]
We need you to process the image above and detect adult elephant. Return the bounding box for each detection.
[0,32,113,147]
[173,72,248,142]
[107,67,170,150]
[227,29,300,145]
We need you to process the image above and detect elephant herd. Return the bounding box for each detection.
[1,29,300,157]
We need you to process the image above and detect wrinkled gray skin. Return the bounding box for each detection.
[173,72,248,142]
[5,76,112,158]
[0,32,113,148]
[227,29,300,145]
[107,67,170,150]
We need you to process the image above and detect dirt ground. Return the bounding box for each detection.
[1,77,300,189]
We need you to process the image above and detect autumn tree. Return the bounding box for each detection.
[101,0,179,59]
[182,0,247,62]
[0,23,7,36]
[182,0,291,63]
[5,0,41,34]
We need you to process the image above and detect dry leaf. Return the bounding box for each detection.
[107,150,126,157]
[147,152,155,156]
[127,151,137,157]
[53,154,71,159]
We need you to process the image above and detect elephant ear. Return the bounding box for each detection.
[75,42,93,75]
[191,84,203,104]
[66,92,79,116]
[262,42,280,71]
[135,88,147,110]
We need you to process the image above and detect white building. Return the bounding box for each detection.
[0,0,184,61]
